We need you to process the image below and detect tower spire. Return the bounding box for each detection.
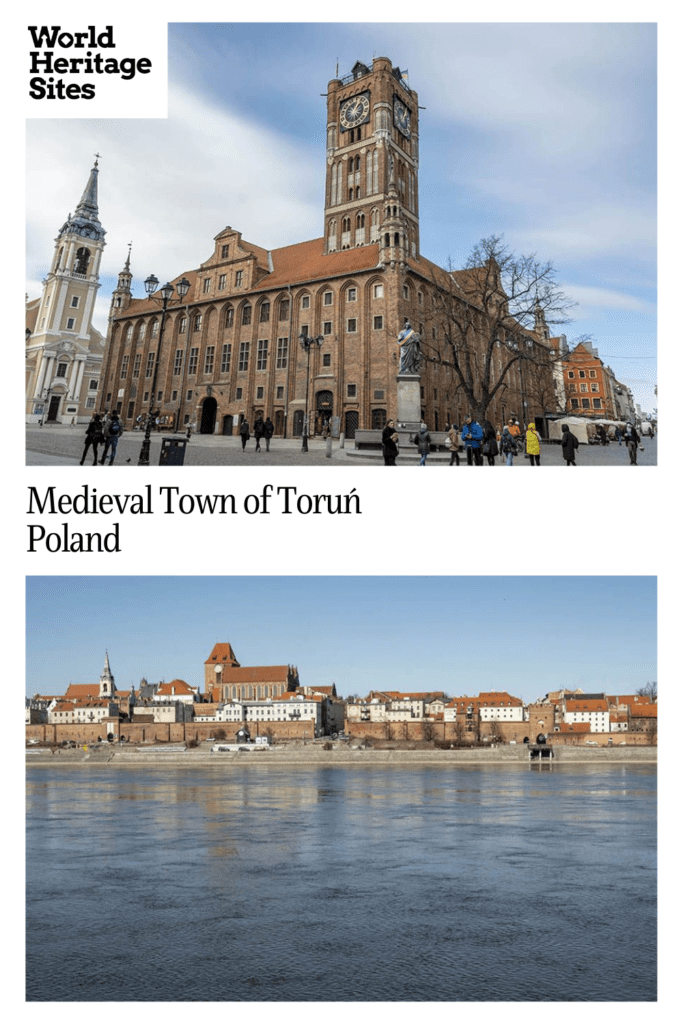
[58,159,105,242]
[99,650,116,697]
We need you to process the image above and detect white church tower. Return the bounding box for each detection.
[26,158,107,424]
[99,651,116,698]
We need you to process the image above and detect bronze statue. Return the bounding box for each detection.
[397,321,422,374]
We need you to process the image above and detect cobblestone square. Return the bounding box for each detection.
[26,426,658,468]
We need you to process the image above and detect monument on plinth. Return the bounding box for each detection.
[396,321,423,443]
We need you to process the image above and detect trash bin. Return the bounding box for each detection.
[159,437,188,466]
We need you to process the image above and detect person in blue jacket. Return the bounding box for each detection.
[462,416,484,466]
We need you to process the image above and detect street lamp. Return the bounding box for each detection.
[298,331,324,452]
[138,274,191,465]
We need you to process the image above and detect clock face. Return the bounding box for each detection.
[340,93,370,130]
[393,98,411,138]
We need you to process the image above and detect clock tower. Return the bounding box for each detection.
[324,57,419,259]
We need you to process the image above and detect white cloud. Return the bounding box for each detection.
[564,283,654,315]
[27,81,322,335]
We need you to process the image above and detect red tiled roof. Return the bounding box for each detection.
[566,699,608,712]
[218,665,291,683]
[447,692,523,708]
[53,699,112,711]
[557,722,591,733]
[113,271,200,318]
[156,679,195,695]
[262,238,381,290]
[630,704,658,718]
[64,684,100,698]
[608,694,654,707]
[205,642,240,667]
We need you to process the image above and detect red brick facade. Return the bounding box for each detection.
[100,57,557,437]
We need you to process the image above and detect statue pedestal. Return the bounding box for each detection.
[396,373,421,433]
[395,372,422,450]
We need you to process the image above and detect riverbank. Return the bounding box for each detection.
[26,742,657,767]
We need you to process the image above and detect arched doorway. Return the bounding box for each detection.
[200,397,217,434]
[275,410,284,435]
[315,390,333,434]
[222,414,234,436]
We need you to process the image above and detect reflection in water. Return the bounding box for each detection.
[26,763,656,1002]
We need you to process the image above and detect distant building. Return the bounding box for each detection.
[561,340,635,421]
[204,641,299,701]
[564,697,610,733]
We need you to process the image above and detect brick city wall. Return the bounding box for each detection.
[26,719,316,745]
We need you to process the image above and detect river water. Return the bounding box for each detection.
[26,762,656,1001]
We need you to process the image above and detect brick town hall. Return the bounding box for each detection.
[99,56,554,438]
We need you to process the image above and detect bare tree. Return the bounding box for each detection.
[487,719,503,745]
[426,234,575,424]
[636,681,657,700]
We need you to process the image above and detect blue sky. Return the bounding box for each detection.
[25,22,657,410]
[26,576,656,702]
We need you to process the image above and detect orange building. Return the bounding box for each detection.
[562,341,635,420]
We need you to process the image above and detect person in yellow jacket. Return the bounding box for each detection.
[526,423,541,466]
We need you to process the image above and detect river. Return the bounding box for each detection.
[26,762,656,1001]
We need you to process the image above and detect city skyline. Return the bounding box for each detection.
[26,576,657,702]
[25,22,657,411]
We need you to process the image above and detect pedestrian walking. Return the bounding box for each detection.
[100,411,123,465]
[462,416,484,465]
[447,423,460,466]
[625,422,640,464]
[381,419,399,465]
[264,417,274,451]
[253,415,265,452]
[482,422,498,466]
[526,422,541,466]
[615,426,622,446]
[239,418,250,451]
[500,425,517,466]
[79,414,104,465]
[597,424,608,445]
[413,423,431,465]
[560,423,579,465]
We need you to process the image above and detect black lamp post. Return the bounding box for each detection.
[138,274,190,465]
[298,331,324,452]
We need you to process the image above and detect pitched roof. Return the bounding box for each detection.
[261,238,382,291]
[608,694,654,707]
[156,679,195,696]
[629,704,657,718]
[447,692,523,708]
[565,698,609,712]
[205,642,240,667]
[217,665,291,682]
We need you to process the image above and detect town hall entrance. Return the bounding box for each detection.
[200,396,217,434]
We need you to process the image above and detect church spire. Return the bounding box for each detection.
[58,157,105,243]
[99,650,116,697]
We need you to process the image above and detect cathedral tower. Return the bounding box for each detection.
[323,57,419,257]
[26,159,106,423]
